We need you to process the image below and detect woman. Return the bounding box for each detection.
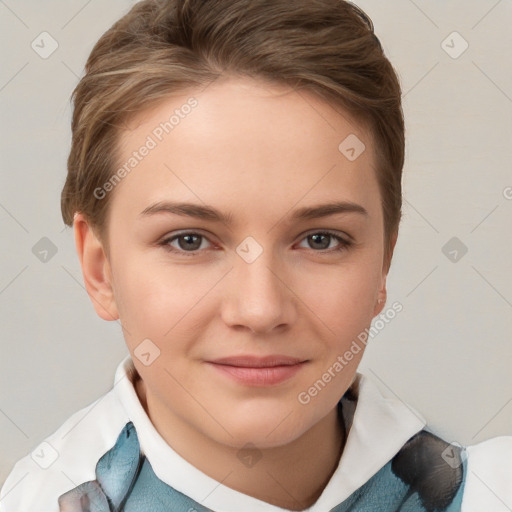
[1,0,510,510]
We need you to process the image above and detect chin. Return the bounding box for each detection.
[206,402,312,449]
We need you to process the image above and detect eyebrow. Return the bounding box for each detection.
[139,200,368,224]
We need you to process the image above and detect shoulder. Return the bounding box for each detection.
[389,430,512,511]
[390,429,465,510]
[0,385,130,512]
[461,436,512,512]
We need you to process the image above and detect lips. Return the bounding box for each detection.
[206,355,308,386]
[210,355,306,367]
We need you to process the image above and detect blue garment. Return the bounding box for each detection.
[58,422,466,512]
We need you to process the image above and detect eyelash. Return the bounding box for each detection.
[158,230,353,257]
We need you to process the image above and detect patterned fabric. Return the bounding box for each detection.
[58,422,466,512]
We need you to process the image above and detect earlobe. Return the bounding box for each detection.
[73,213,119,321]
[373,288,387,317]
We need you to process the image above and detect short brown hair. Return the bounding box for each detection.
[61,0,404,261]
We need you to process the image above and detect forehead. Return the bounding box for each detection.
[110,76,380,225]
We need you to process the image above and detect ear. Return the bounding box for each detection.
[73,213,119,321]
[373,230,398,317]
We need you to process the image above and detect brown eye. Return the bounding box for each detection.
[160,232,212,255]
[308,233,332,250]
[175,234,203,251]
[298,231,352,252]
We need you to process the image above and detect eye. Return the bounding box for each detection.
[160,232,212,256]
[297,231,352,252]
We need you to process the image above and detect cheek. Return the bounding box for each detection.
[112,258,223,348]
[295,259,383,337]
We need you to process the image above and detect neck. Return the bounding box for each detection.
[135,376,345,510]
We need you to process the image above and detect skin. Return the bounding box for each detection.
[74,76,395,510]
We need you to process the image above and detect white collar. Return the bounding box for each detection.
[114,356,425,512]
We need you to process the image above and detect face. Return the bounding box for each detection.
[80,76,391,450]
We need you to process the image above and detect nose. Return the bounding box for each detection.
[221,249,297,335]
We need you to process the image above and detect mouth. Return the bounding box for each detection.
[205,355,309,387]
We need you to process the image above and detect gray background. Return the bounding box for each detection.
[1,0,511,487]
